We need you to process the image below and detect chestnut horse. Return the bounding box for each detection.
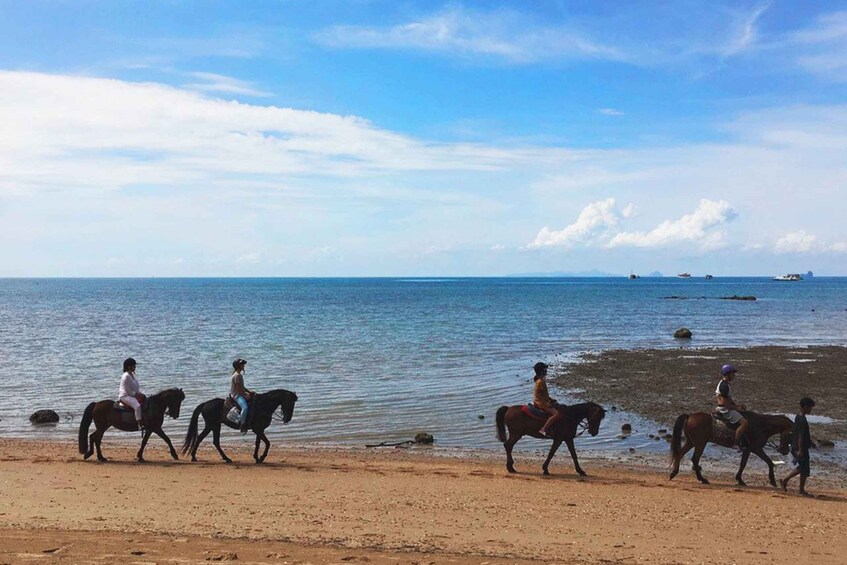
[496,402,606,476]
[78,388,186,463]
[669,412,792,486]
[181,389,298,464]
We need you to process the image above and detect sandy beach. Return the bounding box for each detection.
[1,439,845,564]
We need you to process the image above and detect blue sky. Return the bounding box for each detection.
[1,1,846,276]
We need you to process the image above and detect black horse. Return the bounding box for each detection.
[181,389,298,463]
[496,401,606,476]
[78,388,186,462]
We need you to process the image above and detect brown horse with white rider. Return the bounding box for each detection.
[669,411,792,486]
[496,402,606,476]
[78,388,186,462]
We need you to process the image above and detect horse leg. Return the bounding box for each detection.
[753,447,777,487]
[212,426,231,463]
[669,438,693,480]
[542,439,562,476]
[137,429,153,463]
[691,443,709,484]
[504,435,519,473]
[565,438,586,477]
[85,429,98,460]
[253,433,262,463]
[735,450,751,486]
[191,425,212,462]
[93,427,108,462]
[153,428,179,461]
[258,431,271,463]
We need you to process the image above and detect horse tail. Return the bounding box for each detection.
[78,402,95,454]
[670,413,688,462]
[495,406,509,443]
[181,402,204,455]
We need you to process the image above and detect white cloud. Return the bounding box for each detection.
[831,242,847,253]
[607,199,737,249]
[621,203,636,218]
[774,230,816,253]
[787,11,847,82]
[236,251,262,264]
[184,72,272,97]
[315,7,624,64]
[529,198,620,248]
[598,108,625,116]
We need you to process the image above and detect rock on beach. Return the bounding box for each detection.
[29,410,60,424]
[673,328,692,339]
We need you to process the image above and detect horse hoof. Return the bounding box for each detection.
[506,467,517,474]
[83,452,92,460]
[223,458,233,464]
[699,478,710,485]
[137,458,145,464]
[578,471,587,477]
[543,469,550,476]
[191,457,198,462]
[97,457,107,463]
[737,480,747,487]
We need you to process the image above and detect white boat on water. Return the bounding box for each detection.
[677,273,691,278]
[773,273,802,281]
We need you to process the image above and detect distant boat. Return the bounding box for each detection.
[773,273,802,281]
[677,273,692,278]
[629,272,639,280]
[705,274,714,280]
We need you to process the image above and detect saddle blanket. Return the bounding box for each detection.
[711,416,738,445]
[522,403,549,422]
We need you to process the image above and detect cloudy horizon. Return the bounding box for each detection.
[1,1,846,276]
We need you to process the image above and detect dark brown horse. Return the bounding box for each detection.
[78,388,186,463]
[496,402,606,476]
[669,412,792,487]
[181,389,297,464]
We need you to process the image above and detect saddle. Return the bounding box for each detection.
[523,403,566,437]
[712,411,740,430]
[114,398,151,427]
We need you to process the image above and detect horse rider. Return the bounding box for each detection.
[118,357,145,431]
[533,362,562,437]
[715,364,748,448]
[230,358,254,433]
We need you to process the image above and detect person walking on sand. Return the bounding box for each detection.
[782,397,816,497]
[715,364,748,448]
[118,357,145,432]
[533,362,561,437]
[230,358,254,434]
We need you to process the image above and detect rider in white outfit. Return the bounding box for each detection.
[118,357,144,429]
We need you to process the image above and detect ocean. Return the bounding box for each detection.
[1,277,845,460]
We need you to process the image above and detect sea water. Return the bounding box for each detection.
[0,277,845,463]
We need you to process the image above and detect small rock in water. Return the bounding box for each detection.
[617,434,629,440]
[818,439,835,448]
[629,447,636,453]
[674,328,693,339]
[657,429,667,434]
[621,423,632,433]
[414,432,434,444]
[477,414,485,420]
[29,410,60,425]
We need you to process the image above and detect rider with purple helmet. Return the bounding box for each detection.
[715,363,748,447]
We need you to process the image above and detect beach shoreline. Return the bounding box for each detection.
[1,439,845,564]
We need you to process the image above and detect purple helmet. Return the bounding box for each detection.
[721,364,737,376]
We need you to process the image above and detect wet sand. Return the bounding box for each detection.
[554,345,847,441]
[1,439,845,564]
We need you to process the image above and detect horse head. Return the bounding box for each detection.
[583,402,606,437]
[280,390,298,423]
[163,388,186,419]
[587,403,606,436]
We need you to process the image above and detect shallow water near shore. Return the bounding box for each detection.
[1,277,846,466]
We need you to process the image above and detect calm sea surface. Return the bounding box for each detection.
[1,277,845,462]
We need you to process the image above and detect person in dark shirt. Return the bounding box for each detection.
[781,397,815,496]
